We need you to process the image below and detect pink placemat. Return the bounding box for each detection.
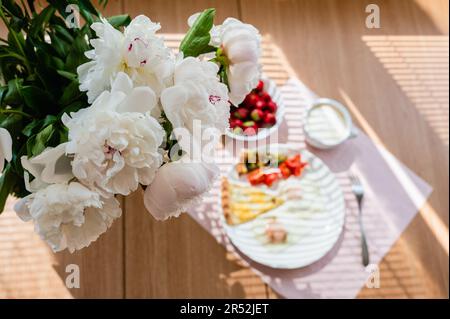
[187,78,432,299]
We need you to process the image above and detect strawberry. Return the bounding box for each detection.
[285,154,301,170]
[284,154,308,176]
[279,162,291,179]
[263,113,276,126]
[248,168,265,185]
[264,173,279,187]
[293,165,306,177]
[234,108,249,120]
[250,109,264,121]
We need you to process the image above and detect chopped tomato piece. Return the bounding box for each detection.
[264,173,280,187]
[285,154,302,170]
[279,162,291,179]
[247,168,266,185]
[293,162,307,177]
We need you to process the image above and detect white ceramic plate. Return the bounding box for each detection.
[221,144,345,269]
[225,77,285,142]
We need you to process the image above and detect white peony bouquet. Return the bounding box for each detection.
[0,1,261,252]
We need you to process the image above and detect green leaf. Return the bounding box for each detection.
[8,27,26,49]
[49,33,66,57]
[22,115,56,137]
[10,145,24,174]
[56,70,77,81]
[53,24,74,43]
[22,118,41,137]
[64,34,89,72]
[78,0,99,17]
[0,113,22,137]
[21,86,55,114]
[1,0,24,18]
[0,85,7,105]
[107,14,131,29]
[3,78,23,106]
[99,0,109,9]
[29,6,56,39]
[59,100,86,116]
[180,8,216,58]
[30,123,54,156]
[76,0,101,26]
[34,52,63,96]
[58,125,68,143]
[0,164,15,214]
[58,80,82,106]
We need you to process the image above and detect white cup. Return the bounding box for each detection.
[303,98,357,149]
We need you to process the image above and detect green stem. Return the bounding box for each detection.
[0,109,32,118]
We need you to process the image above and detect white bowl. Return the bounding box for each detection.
[225,77,285,142]
[303,98,358,149]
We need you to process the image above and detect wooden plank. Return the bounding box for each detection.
[239,0,449,298]
[123,0,241,32]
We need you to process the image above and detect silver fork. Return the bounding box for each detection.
[349,173,370,267]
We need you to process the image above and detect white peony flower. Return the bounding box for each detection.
[218,18,261,105]
[188,14,262,105]
[78,15,174,103]
[143,157,218,220]
[21,143,73,192]
[14,182,121,253]
[161,56,230,144]
[63,73,165,196]
[0,127,12,172]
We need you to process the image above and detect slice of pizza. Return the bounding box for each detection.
[221,178,285,225]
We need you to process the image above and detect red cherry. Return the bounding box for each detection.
[265,101,277,113]
[260,91,271,102]
[230,119,243,128]
[250,109,264,122]
[234,108,249,119]
[243,93,259,108]
[263,113,276,126]
[255,100,265,110]
[244,127,257,136]
[255,80,264,92]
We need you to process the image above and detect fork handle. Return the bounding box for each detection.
[357,201,370,267]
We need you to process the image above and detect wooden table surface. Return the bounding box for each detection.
[0,0,448,298]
